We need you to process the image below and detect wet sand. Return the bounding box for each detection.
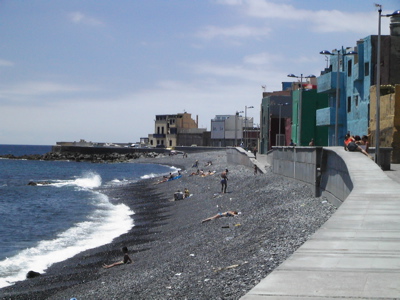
[0,150,336,300]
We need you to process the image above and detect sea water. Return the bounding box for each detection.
[0,145,176,288]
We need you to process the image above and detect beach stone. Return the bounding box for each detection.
[26,271,41,279]
[0,150,336,300]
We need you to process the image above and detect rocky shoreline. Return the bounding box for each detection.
[0,150,162,163]
[0,150,336,300]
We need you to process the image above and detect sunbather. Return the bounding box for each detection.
[201,211,238,223]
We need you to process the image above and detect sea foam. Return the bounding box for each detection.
[0,177,133,288]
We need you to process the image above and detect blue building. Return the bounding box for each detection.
[316,14,400,145]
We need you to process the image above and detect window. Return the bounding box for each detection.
[365,62,370,76]
[347,96,351,113]
[347,59,352,76]
[355,95,359,107]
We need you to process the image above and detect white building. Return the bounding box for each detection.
[210,114,253,147]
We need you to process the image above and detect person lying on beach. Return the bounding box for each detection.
[103,246,132,269]
[201,211,238,223]
[155,172,175,184]
[190,169,200,176]
[200,170,215,177]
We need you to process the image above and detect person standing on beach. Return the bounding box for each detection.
[103,246,132,269]
[220,169,228,193]
[253,146,257,159]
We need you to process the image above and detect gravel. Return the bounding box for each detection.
[0,150,336,300]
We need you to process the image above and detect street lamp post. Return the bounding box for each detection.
[375,5,400,166]
[287,73,315,146]
[319,49,357,146]
[245,105,254,149]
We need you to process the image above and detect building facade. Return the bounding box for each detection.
[317,15,400,145]
[148,112,206,147]
[293,88,329,146]
[210,114,254,147]
[260,90,292,153]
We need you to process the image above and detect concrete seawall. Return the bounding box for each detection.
[272,146,353,207]
[227,146,353,207]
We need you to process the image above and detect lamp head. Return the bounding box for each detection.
[320,50,333,55]
[389,10,400,16]
[306,74,316,78]
[345,51,358,55]
[287,73,296,78]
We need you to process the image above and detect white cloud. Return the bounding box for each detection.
[0,81,101,107]
[217,0,379,34]
[3,81,96,96]
[243,52,285,65]
[68,11,103,26]
[0,59,14,67]
[197,24,271,39]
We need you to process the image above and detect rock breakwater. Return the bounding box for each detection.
[0,151,163,163]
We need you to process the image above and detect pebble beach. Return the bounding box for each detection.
[0,150,336,300]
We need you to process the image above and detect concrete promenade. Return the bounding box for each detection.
[241,147,400,299]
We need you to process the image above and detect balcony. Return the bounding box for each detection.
[316,107,336,126]
[317,71,342,93]
[152,134,166,138]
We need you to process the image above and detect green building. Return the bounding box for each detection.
[291,89,329,146]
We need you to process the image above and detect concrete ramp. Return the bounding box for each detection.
[241,148,400,299]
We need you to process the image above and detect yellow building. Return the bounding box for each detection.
[148,112,199,148]
[370,84,400,162]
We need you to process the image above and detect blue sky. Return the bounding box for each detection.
[0,0,398,145]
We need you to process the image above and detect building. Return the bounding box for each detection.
[292,84,329,146]
[148,112,207,147]
[210,114,254,147]
[317,13,400,145]
[370,84,400,162]
[260,89,292,153]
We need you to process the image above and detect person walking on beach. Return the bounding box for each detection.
[220,169,228,193]
[103,246,132,269]
[253,146,257,159]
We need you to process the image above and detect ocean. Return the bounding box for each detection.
[0,144,177,288]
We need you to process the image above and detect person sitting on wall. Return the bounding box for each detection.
[344,134,372,158]
[360,135,370,153]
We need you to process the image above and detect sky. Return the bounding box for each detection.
[0,0,399,145]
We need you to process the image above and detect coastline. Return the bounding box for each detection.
[0,150,336,300]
